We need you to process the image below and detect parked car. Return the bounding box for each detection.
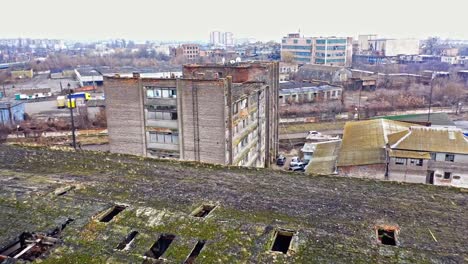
[289,164,305,172]
[276,155,286,166]
[289,157,304,167]
[308,130,320,136]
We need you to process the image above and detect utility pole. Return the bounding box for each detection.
[427,72,435,124]
[68,89,76,150]
[357,85,363,120]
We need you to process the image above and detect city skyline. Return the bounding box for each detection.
[1,0,467,42]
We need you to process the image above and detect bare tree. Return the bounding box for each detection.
[281,51,295,63]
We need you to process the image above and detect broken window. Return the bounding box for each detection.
[377,228,397,246]
[409,159,423,166]
[148,132,179,145]
[271,230,295,254]
[99,205,126,223]
[444,172,452,180]
[191,204,216,218]
[445,154,455,162]
[116,231,139,251]
[145,234,176,259]
[184,240,206,264]
[395,158,406,165]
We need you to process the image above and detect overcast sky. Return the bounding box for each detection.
[2,0,467,42]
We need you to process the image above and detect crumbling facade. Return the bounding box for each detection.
[104,62,279,168]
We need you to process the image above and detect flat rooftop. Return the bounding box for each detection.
[0,145,466,262]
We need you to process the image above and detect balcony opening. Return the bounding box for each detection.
[271,230,294,254]
[377,228,397,246]
[191,204,216,218]
[99,205,126,223]
[145,234,176,259]
[116,231,139,251]
[184,240,206,264]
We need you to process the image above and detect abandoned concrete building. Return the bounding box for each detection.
[104,62,279,168]
[338,119,468,188]
[0,145,466,263]
[294,64,352,85]
[279,84,342,105]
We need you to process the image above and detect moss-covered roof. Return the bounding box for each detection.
[305,140,341,175]
[388,149,431,160]
[0,145,467,263]
[392,127,468,155]
[376,112,456,127]
[338,119,414,166]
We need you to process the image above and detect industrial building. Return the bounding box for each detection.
[281,33,353,66]
[279,85,342,105]
[75,68,104,87]
[104,62,279,168]
[337,119,468,188]
[354,35,420,64]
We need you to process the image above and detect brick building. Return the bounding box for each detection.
[104,62,279,168]
[176,44,200,61]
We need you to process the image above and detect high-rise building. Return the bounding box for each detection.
[281,33,353,66]
[210,31,222,45]
[104,62,279,168]
[223,32,234,46]
[210,31,234,46]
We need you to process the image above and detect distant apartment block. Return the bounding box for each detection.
[104,62,279,168]
[281,33,353,66]
[210,31,234,46]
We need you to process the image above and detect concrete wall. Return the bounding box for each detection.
[388,158,428,184]
[104,77,146,156]
[338,164,386,180]
[179,79,227,164]
[429,160,468,188]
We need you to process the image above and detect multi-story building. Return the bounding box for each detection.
[104,62,279,168]
[176,44,200,61]
[210,31,222,46]
[210,31,234,46]
[281,33,353,66]
[223,32,234,46]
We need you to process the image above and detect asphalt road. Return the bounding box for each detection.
[24,99,102,119]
